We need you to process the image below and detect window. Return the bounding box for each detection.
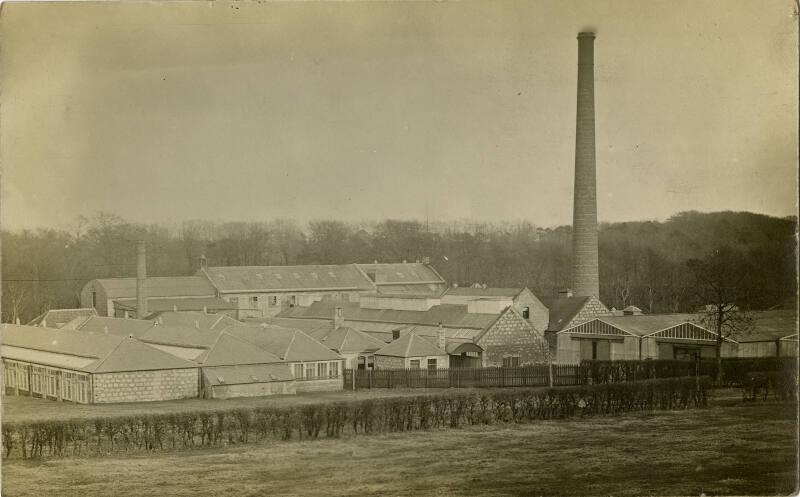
[305,363,315,379]
[317,363,328,378]
[3,362,15,388]
[522,306,530,319]
[367,356,375,370]
[503,356,520,368]
[91,291,97,308]
[329,361,339,378]
[270,296,278,306]
[251,296,259,304]
[62,372,74,402]
[357,356,366,370]
[290,295,297,308]
[293,364,303,379]
[427,358,437,372]
[410,360,421,369]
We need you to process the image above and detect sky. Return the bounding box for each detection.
[1,0,797,231]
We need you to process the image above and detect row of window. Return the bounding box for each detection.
[291,361,341,380]
[409,358,439,371]
[3,360,90,403]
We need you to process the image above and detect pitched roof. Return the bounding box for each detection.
[201,264,374,293]
[318,326,386,353]
[138,325,222,349]
[88,276,216,299]
[733,310,798,342]
[356,263,446,285]
[200,333,283,366]
[202,364,293,386]
[374,331,446,358]
[538,296,593,332]
[278,301,498,330]
[75,316,156,338]
[150,311,239,330]
[1,324,196,372]
[254,317,336,338]
[224,324,342,362]
[443,287,524,298]
[28,308,98,328]
[591,314,698,337]
[114,296,235,315]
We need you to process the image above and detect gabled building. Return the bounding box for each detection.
[441,287,549,331]
[2,324,199,403]
[312,325,387,370]
[554,314,738,363]
[733,310,798,357]
[373,331,449,370]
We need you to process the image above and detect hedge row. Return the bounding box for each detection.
[581,357,797,386]
[1,377,711,460]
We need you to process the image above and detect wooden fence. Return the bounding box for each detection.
[343,365,583,390]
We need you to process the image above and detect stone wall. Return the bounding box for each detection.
[374,355,405,369]
[294,377,343,393]
[478,309,550,366]
[563,296,610,330]
[93,369,198,403]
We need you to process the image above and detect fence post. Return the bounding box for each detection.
[548,361,554,387]
[352,368,356,391]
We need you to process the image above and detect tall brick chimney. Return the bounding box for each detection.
[136,240,147,319]
[571,32,600,298]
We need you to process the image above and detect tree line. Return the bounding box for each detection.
[1,210,795,323]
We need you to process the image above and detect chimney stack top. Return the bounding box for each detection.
[577,31,595,38]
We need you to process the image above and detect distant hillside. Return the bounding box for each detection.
[1,210,796,322]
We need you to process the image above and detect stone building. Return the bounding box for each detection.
[441,286,549,332]
[373,331,449,370]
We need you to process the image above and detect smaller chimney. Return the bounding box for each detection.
[136,240,147,319]
[559,288,574,299]
[203,305,208,314]
[437,322,446,352]
[199,254,208,270]
[333,306,344,329]
[392,328,401,341]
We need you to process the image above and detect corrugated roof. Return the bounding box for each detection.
[89,276,216,299]
[444,287,523,298]
[28,308,98,328]
[76,316,156,338]
[224,324,342,362]
[114,297,235,314]
[279,301,498,330]
[202,364,293,386]
[375,332,446,358]
[319,326,386,353]
[538,296,592,332]
[202,265,374,293]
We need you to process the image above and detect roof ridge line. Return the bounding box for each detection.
[88,335,128,372]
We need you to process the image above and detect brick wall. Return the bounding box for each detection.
[478,309,550,366]
[93,369,199,403]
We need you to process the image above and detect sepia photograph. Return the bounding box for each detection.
[0,1,798,496]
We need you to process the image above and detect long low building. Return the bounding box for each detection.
[2,311,345,403]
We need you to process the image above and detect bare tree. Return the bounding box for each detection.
[687,246,754,382]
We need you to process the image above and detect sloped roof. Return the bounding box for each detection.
[254,317,336,339]
[150,311,239,330]
[374,332,446,358]
[91,339,198,372]
[444,287,523,298]
[538,296,593,332]
[278,301,498,330]
[1,324,196,372]
[224,324,342,362]
[356,263,445,285]
[138,325,221,349]
[28,308,98,328]
[373,284,447,296]
[76,316,156,338]
[202,364,293,386]
[592,315,698,337]
[114,296,235,314]
[318,326,386,353]
[200,333,283,366]
[201,265,373,293]
[88,276,216,299]
[733,310,798,342]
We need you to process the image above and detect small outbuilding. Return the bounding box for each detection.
[373,331,449,370]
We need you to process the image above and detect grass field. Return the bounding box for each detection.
[2,397,796,497]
